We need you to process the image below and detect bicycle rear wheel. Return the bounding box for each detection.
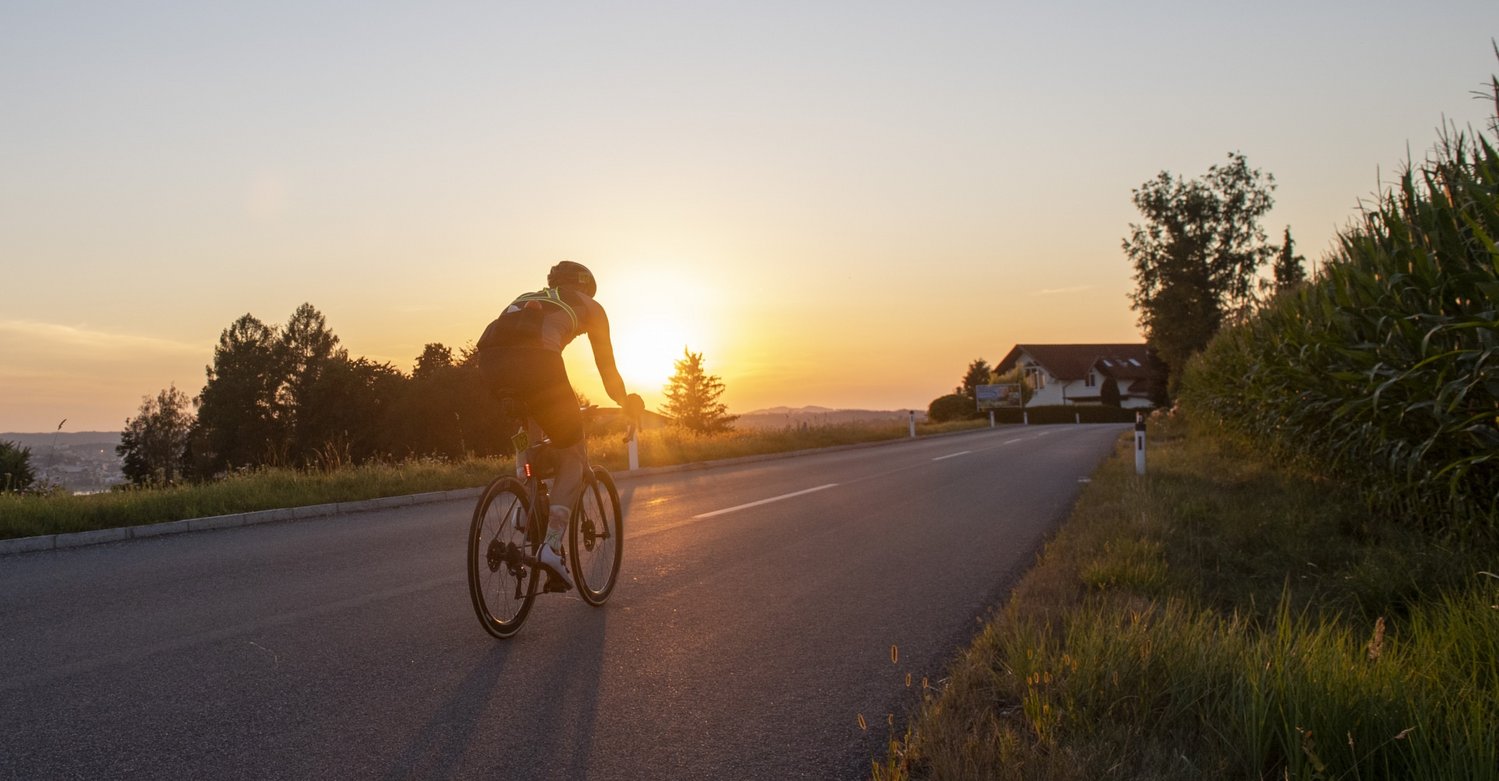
[569,466,623,606]
[468,475,539,638]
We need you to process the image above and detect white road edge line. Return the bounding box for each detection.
[692,483,841,519]
[931,451,971,461]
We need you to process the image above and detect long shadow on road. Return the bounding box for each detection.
[383,603,614,780]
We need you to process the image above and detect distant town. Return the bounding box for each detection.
[1,432,124,494]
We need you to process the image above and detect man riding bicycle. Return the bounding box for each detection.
[476,261,644,591]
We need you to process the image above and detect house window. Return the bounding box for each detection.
[1085,372,1096,388]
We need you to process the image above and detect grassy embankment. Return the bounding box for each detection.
[0,418,991,541]
[872,414,1498,780]
[874,69,1499,780]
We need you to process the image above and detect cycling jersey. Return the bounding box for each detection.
[476,285,627,447]
[478,287,585,353]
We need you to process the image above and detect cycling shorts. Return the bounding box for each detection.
[477,347,583,448]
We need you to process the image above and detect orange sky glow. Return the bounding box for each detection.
[3,2,1497,431]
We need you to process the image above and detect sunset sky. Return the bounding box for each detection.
[3,2,1498,432]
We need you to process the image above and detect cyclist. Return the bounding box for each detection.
[476,261,644,591]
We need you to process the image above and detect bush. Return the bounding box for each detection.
[1,440,36,493]
[927,394,979,423]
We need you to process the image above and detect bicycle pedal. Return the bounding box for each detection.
[542,573,572,593]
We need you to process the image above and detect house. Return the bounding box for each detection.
[994,344,1161,409]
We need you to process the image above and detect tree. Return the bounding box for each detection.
[662,348,737,434]
[1099,376,1122,407]
[1124,152,1277,389]
[192,313,287,475]
[279,303,348,464]
[118,385,194,486]
[296,356,404,467]
[961,358,992,401]
[0,440,37,493]
[412,343,454,380]
[1271,226,1308,293]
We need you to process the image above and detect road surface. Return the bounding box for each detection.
[0,424,1127,780]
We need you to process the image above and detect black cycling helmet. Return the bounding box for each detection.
[547,261,597,297]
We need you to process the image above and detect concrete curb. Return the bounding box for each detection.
[0,424,1050,557]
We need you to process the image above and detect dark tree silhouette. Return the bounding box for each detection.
[119,384,194,486]
[662,348,737,434]
[1124,152,1277,390]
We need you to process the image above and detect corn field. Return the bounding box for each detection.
[1181,86,1499,534]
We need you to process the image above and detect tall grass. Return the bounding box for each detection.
[875,416,1499,780]
[0,457,504,540]
[1181,90,1499,534]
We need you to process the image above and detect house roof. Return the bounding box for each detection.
[996,344,1153,382]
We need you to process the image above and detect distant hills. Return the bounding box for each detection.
[2,431,121,448]
[736,406,924,430]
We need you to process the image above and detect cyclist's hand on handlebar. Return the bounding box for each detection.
[623,393,645,421]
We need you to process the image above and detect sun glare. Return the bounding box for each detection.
[610,317,691,389]
[564,261,723,406]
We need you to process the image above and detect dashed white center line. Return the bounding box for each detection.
[692,483,841,519]
[931,451,971,461]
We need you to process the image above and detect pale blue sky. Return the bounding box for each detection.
[3,1,1497,430]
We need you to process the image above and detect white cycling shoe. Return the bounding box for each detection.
[537,544,574,592]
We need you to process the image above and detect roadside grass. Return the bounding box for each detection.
[0,457,503,540]
[874,415,1499,780]
[1,417,994,541]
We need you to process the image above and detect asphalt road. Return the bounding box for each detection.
[0,423,1128,780]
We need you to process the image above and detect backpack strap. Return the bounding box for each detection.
[507,287,579,333]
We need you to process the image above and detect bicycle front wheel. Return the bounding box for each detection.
[468,476,539,638]
[570,466,623,606]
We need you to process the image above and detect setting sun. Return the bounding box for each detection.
[563,261,724,410]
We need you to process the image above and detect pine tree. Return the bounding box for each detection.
[1272,226,1308,292]
[961,358,992,400]
[662,348,737,434]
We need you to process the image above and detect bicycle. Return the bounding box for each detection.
[467,402,628,639]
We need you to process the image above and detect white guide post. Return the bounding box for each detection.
[1134,411,1147,475]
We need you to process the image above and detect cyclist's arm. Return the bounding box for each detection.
[585,305,629,406]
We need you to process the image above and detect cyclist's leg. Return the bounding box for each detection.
[505,354,583,590]
[529,377,587,548]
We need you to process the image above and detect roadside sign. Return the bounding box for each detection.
[976,383,1022,410]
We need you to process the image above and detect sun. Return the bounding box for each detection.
[610,315,694,392]
[561,261,722,408]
